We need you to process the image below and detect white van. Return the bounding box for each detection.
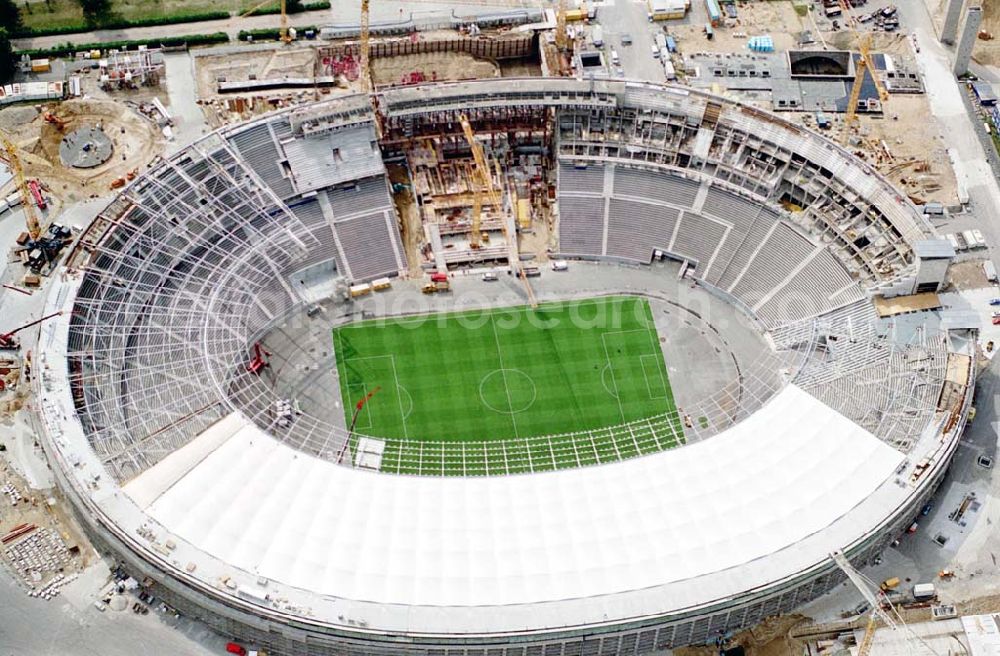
[652,43,660,58]
[551,260,569,271]
[482,271,499,282]
[610,48,620,66]
[984,260,998,283]
[592,25,604,48]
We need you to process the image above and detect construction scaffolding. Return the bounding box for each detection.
[99,48,164,91]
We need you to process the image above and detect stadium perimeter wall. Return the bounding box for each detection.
[41,423,954,656]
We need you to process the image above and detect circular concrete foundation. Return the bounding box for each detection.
[59,126,114,169]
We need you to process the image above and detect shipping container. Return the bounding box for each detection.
[349,283,372,298]
[984,261,997,283]
[705,0,722,25]
[663,57,676,79]
[912,583,936,600]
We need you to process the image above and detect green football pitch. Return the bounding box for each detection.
[332,296,684,474]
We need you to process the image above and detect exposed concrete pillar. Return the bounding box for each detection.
[953,6,983,77]
[941,0,965,44]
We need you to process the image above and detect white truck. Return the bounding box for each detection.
[592,25,604,48]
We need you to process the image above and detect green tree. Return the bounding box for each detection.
[286,0,303,13]
[78,0,111,27]
[0,0,22,33]
[0,28,17,84]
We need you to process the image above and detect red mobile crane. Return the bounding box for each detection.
[0,311,62,350]
[337,386,381,463]
[247,342,271,375]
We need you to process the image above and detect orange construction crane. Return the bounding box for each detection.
[458,114,537,308]
[359,0,384,136]
[555,0,569,50]
[1,137,42,241]
[838,0,889,145]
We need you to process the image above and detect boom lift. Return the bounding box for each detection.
[0,312,62,351]
[838,0,889,145]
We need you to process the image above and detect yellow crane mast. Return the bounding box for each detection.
[459,113,495,249]
[2,137,41,241]
[241,0,291,44]
[555,0,569,50]
[360,0,373,94]
[458,114,537,308]
[839,0,889,144]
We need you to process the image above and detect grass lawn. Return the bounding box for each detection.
[19,0,287,32]
[333,296,685,475]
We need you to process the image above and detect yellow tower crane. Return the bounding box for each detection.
[555,0,569,51]
[241,0,291,44]
[360,0,373,94]
[839,0,889,145]
[2,137,41,241]
[458,114,537,308]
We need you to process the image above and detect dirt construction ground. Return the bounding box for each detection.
[0,99,163,206]
[671,1,807,54]
[974,0,1000,67]
[372,52,499,85]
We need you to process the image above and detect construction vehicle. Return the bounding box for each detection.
[337,386,382,463]
[27,179,46,210]
[0,312,62,351]
[831,551,937,656]
[247,342,271,375]
[43,112,66,131]
[879,576,901,592]
[838,0,889,145]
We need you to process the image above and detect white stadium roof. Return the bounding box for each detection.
[118,384,904,631]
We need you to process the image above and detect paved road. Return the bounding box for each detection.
[0,561,227,656]
[12,0,540,51]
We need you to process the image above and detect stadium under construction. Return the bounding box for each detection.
[33,77,975,656]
